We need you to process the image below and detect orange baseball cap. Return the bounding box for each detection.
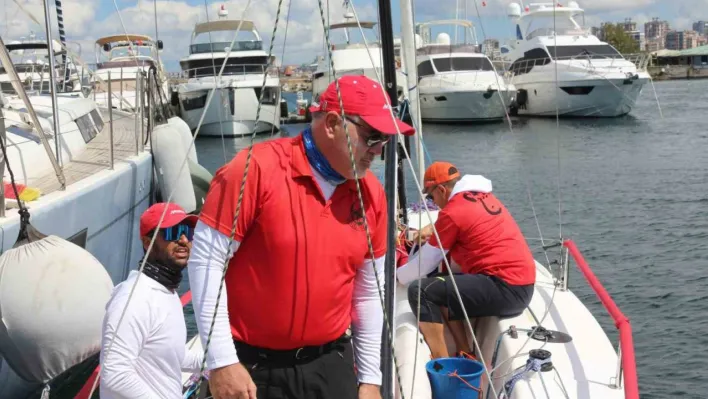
[422,161,460,194]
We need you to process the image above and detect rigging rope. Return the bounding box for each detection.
[314,1,407,398]
[89,2,263,397]
[341,3,504,397]
[464,2,553,268]
[202,0,228,164]
[0,119,32,242]
[193,0,286,396]
[499,355,552,399]
[270,0,293,137]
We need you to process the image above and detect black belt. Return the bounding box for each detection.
[235,334,351,364]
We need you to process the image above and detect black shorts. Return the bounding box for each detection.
[408,273,534,324]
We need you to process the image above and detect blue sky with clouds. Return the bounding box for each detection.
[1,0,705,70]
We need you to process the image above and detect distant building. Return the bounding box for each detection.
[692,21,708,36]
[620,18,637,33]
[599,19,644,51]
[645,38,664,52]
[645,18,670,51]
[620,19,644,51]
[666,30,701,50]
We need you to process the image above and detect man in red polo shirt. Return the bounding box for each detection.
[396,162,535,359]
[187,75,415,399]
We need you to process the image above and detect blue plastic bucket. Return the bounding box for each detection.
[426,357,484,399]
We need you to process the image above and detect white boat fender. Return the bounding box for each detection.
[0,235,114,384]
[168,116,198,164]
[152,122,197,213]
[187,158,213,213]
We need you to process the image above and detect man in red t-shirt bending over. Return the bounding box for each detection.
[397,162,535,359]
[187,75,415,399]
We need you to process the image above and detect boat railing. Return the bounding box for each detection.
[179,63,279,79]
[0,61,87,95]
[88,63,158,112]
[561,239,639,399]
[503,52,651,78]
[103,68,146,164]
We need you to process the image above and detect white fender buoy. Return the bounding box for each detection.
[187,158,213,212]
[168,116,198,165]
[0,236,114,386]
[152,122,197,213]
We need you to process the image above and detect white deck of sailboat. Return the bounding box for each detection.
[27,109,145,196]
[180,262,625,399]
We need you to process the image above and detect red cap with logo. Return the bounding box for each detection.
[309,75,415,136]
[140,202,198,237]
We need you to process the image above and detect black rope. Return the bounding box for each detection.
[0,132,33,243]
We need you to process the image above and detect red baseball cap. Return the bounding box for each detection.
[140,202,198,237]
[309,75,415,136]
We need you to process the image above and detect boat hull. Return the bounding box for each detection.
[419,89,515,122]
[512,74,648,117]
[178,85,280,138]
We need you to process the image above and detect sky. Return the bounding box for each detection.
[0,0,705,71]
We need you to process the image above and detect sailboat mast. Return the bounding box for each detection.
[376,0,401,394]
[42,0,62,171]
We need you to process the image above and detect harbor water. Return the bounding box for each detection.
[183,80,707,399]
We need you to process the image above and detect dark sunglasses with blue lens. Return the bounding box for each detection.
[158,223,194,242]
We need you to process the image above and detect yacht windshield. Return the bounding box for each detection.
[523,15,586,40]
[545,45,622,59]
[9,48,50,64]
[110,45,154,59]
[432,57,494,72]
[191,30,262,54]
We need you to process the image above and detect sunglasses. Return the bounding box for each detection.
[425,184,440,201]
[156,224,194,242]
[344,116,390,147]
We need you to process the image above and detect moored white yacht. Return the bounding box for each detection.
[92,34,168,111]
[175,6,280,137]
[504,1,650,117]
[414,20,516,122]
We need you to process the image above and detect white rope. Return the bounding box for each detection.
[270,0,293,138]
[191,2,288,396]
[648,75,663,118]
[314,1,408,398]
[201,0,228,163]
[340,4,501,397]
[90,2,260,396]
[551,3,562,243]
[343,5,425,397]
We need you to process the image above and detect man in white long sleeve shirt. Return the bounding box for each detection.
[99,203,204,399]
[188,75,415,399]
